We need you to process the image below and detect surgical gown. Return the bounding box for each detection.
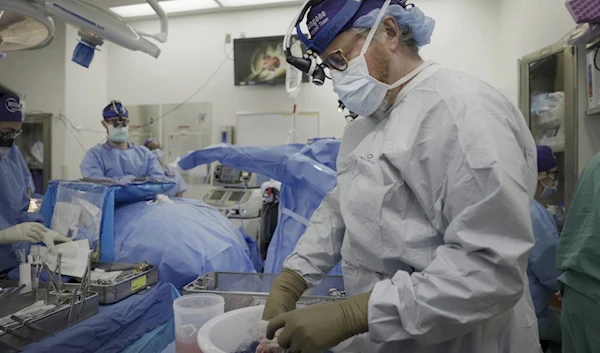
[0,149,45,272]
[527,200,561,333]
[284,65,540,352]
[80,142,165,182]
[162,165,188,197]
[557,150,600,353]
[7,145,35,194]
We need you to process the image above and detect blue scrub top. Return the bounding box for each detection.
[163,165,188,197]
[0,149,45,272]
[527,200,562,330]
[80,142,165,181]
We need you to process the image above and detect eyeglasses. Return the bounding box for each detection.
[0,128,22,141]
[106,118,129,128]
[323,33,362,72]
[324,49,351,71]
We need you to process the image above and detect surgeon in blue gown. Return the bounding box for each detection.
[528,145,562,351]
[8,144,35,196]
[144,138,188,197]
[0,85,70,272]
[80,101,165,183]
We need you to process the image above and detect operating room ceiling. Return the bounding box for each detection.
[99,0,304,18]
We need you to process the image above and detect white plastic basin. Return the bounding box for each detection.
[197,305,358,353]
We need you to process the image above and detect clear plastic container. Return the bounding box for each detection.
[174,294,225,353]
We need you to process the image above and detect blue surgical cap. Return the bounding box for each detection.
[0,86,22,123]
[353,4,435,48]
[537,145,558,173]
[305,0,434,52]
[103,101,129,120]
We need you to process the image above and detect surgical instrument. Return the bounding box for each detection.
[0,323,36,343]
[55,249,63,293]
[42,263,61,296]
[0,285,26,303]
[76,253,92,319]
[10,316,50,335]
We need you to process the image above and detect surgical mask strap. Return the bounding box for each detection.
[360,0,392,56]
[389,61,434,89]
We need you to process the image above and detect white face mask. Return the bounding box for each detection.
[331,0,432,117]
[107,125,129,143]
[540,178,558,199]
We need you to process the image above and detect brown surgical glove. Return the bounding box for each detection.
[262,268,308,321]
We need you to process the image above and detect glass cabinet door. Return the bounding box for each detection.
[524,50,569,229]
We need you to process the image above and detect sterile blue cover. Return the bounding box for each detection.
[178,140,343,277]
[40,180,176,261]
[40,181,256,289]
[22,282,177,353]
[113,198,256,289]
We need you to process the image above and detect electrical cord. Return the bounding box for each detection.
[224,41,234,61]
[27,109,105,152]
[131,51,233,131]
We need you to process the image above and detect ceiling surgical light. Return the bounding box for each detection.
[111,0,219,18]
[0,0,169,68]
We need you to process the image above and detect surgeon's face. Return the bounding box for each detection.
[146,140,160,151]
[0,121,22,153]
[538,167,559,188]
[321,30,390,85]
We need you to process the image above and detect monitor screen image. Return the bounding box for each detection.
[220,166,242,182]
[233,35,309,86]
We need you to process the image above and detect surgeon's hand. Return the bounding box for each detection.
[117,175,135,184]
[0,223,47,244]
[262,268,308,321]
[42,230,72,255]
[267,292,371,353]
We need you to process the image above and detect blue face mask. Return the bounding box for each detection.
[540,178,558,199]
[107,126,129,143]
[151,148,165,160]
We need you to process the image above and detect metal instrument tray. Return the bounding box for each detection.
[59,264,159,304]
[183,272,346,312]
[0,289,99,351]
[0,263,158,305]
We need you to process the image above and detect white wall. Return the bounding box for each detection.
[64,26,109,180]
[0,21,67,180]
[497,0,577,103]
[107,0,504,143]
[0,22,109,181]
[497,0,600,169]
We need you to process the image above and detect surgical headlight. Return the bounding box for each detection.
[107,119,128,128]
[283,0,366,87]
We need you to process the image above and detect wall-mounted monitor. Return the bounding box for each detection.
[233,35,310,86]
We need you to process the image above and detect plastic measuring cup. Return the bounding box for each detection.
[174,294,225,353]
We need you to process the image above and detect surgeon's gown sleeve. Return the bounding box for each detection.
[529,202,561,292]
[9,146,35,194]
[285,186,346,285]
[0,157,43,272]
[145,151,166,180]
[80,147,111,179]
[367,97,537,345]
